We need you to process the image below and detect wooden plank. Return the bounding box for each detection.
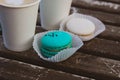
[1,8,120,32]
[98,24,120,42]
[1,25,120,60]
[0,57,93,80]
[36,26,120,60]
[73,7,120,26]
[37,7,120,26]
[0,47,120,80]
[72,0,120,14]
[4,9,118,42]
[99,0,120,4]
[0,36,120,80]
[36,24,120,43]
[80,38,120,60]
[3,8,120,42]
[2,14,120,42]
[59,52,120,80]
[36,24,120,42]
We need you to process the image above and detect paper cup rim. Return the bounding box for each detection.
[0,0,40,8]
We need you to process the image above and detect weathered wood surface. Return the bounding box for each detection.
[72,0,120,14]
[98,24,120,42]
[75,8,120,26]
[0,0,120,80]
[80,38,120,60]
[37,7,120,42]
[38,7,120,26]
[36,23,120,42]
[0,35,120,80]
[0,57,94,80]
[1,25,120,61]
[35,26,120,60]
[99,0,120,4]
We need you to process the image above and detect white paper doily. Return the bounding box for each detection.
[60,13,106,41]
[33,30,83,62]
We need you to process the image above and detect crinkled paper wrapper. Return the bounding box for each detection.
[33,31,83,62]
[60,13,106,41]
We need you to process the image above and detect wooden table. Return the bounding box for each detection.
[0,0,120,80]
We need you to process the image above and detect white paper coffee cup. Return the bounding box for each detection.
[0,0,40,51]
[40,0,72,30]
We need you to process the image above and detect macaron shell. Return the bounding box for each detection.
[42,41,72,51]
[41,31,72,50]
[40,48,57,58]
[40,41,72,58]
[66,18,95,36]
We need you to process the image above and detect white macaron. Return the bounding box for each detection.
[66,18,95,36]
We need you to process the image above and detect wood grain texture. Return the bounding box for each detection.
[38,7,120,26]
[1,25,120,60]
[72,0,120,14]
[98,24,120,42]
[99,0,120,4]
[36,24,120,42]
[0,1,120,80]
[73,7,120,26]
[35,27,120,60]
[0,36,120,80]
[0,57,93,80]
[80,38,120,60]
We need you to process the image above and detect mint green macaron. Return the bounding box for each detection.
[40,31,72,58]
